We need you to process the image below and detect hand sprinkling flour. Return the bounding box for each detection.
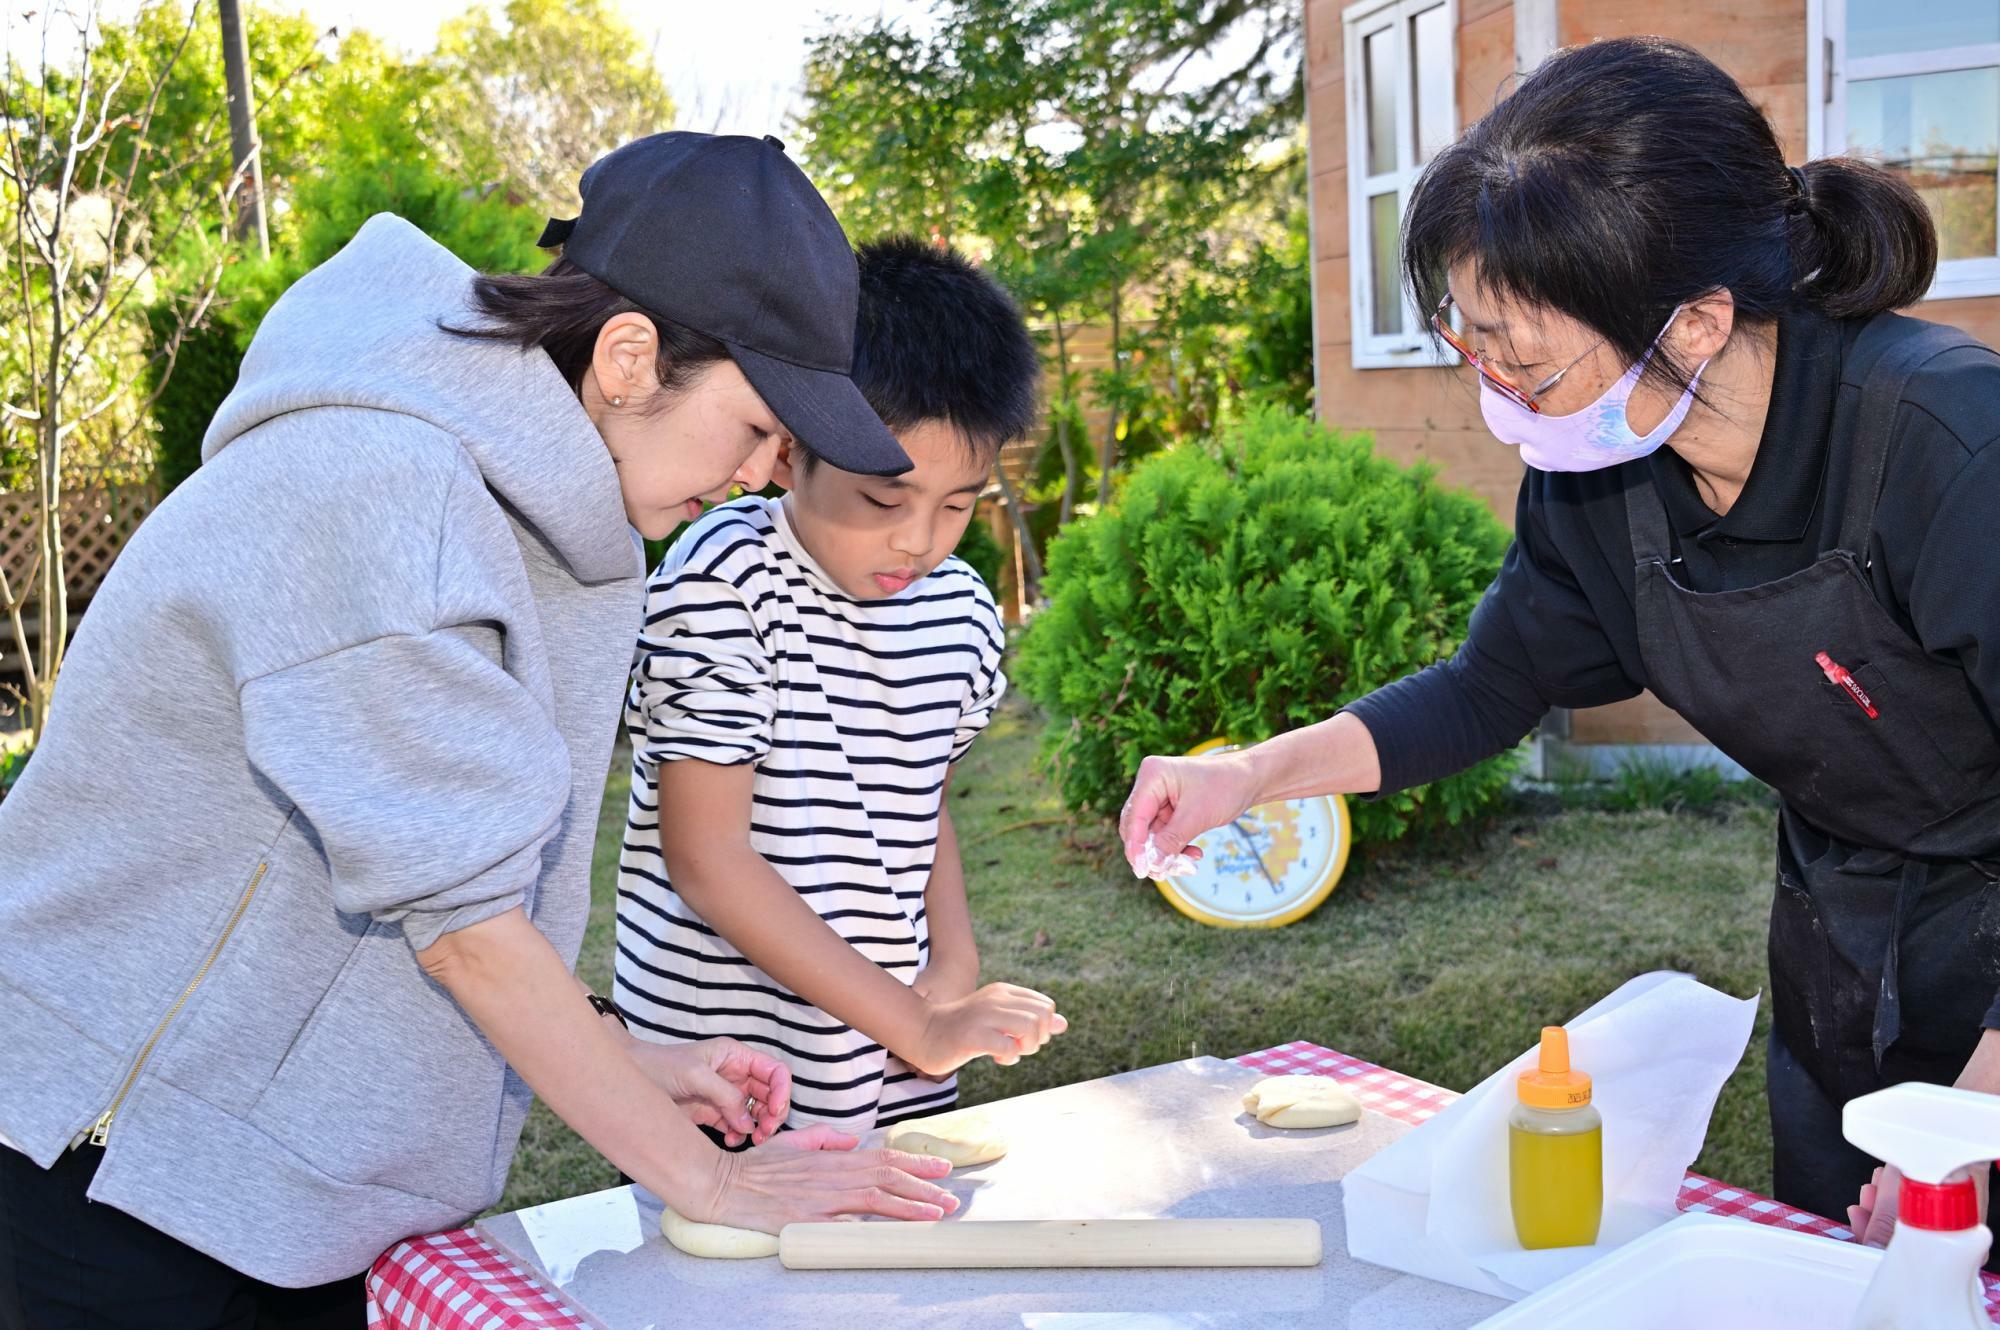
[1129,832,1199,880]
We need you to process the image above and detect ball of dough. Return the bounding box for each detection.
[1240,1076,1361,1130]
[659,1204,779,1259]
[885,1107,1008,1167]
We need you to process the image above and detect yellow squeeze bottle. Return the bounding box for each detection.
[1508,1026,1603,1250]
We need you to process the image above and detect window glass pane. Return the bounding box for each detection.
[1370,191,1404,337]
[1412,4,1453,163]
[1847,1,1999,60]
[1847,67,2000,262]
[1365,26,1398,177]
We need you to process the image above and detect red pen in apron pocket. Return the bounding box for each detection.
[1816,651,1879,719]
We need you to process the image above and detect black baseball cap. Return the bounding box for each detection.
[537,132,911,477]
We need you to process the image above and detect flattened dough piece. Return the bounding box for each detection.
[1241,1075,1361,1130]
[660,1204,779,1259]
[885,1107,1008,1168]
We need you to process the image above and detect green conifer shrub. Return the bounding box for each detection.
[1014,406,1518,845]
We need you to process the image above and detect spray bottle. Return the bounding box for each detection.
[1843,1082,2000,1330]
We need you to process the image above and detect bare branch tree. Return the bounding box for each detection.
[1,0,236,738]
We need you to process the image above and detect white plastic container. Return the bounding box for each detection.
[1470,1213,1883,1330]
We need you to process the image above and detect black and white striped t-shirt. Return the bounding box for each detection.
[616,496,1007,1129]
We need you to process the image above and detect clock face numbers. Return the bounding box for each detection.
[1173,796,1341,925]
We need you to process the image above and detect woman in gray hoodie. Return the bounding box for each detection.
[0,134,977,1327]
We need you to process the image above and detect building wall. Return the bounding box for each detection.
[1559,0,2000,355]
[1304,0,2000,748]
[1307,0,1523,529]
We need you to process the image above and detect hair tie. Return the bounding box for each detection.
[1786,165,1811,210]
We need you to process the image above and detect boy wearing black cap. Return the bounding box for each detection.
[617,237,1063,1132]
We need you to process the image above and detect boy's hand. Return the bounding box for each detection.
[910,960,980,1080]
[629,1037,792,1147]
[911,956,979,1006]
[909,982,1067,1079]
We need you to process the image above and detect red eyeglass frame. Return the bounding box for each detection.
[1430,294,1600,414]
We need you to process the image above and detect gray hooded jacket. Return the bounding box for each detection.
[0,215,642,1285]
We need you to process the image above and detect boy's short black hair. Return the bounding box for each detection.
[797,236,1039,470]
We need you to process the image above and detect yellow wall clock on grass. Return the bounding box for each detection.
[1152,738,1351,929]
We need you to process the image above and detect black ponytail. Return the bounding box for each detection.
[1402,37,1940,395]
[1790,157,1938,318]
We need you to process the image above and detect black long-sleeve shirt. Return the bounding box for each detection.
[1347,308,2000,803]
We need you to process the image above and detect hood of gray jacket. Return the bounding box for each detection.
[205,212,635,585]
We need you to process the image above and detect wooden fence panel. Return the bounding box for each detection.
[0,483,159,683]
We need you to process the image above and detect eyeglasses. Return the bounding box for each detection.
[1430,295,1603,414]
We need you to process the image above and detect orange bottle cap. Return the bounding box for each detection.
[1517,1026,1593,1110]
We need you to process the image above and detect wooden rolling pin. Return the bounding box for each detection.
[778,1218,1321,1270]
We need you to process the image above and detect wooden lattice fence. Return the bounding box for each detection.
[0,482,159,682]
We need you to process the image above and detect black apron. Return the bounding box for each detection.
[1623,316,2000,1234]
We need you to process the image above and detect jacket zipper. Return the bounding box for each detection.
[87,862,269,1147]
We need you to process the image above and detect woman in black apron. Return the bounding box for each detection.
[1119,36,2000,1254]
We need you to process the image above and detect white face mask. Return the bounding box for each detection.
[1481,310,1710,473]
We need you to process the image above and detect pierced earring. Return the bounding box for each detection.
[611,395,624,408]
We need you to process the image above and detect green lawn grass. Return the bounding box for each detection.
[497,695,1780,1214]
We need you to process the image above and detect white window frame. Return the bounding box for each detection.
[1343,0,1458,368]
[1808,0,2000,300]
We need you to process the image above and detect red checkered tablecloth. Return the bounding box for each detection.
[367,1227,583,1330]
[367,1042,2000,1328]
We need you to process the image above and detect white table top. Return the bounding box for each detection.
[475,1056,1509,1330]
